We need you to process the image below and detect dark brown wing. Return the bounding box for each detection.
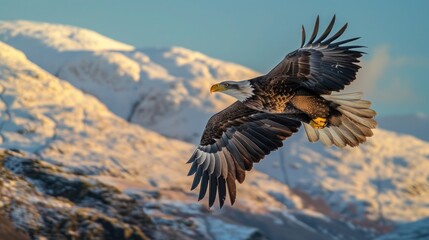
[265,15,364,94]
[187,101,302,208]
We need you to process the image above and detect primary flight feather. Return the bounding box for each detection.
[187,15,376,208]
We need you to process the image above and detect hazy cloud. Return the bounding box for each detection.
[346,45,420,105]
[346,45,389,95]
[375,78,419,104]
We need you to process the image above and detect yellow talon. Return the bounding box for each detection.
[310,117,327,129]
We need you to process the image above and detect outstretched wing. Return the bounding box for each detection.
[187,101,302,208]
[265,15,364,94]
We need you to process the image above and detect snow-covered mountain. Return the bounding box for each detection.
[0,40,379,239]
[0,20,133,74]
[0,40,190,183]
[1,20,428,239]
[0,20,259,142]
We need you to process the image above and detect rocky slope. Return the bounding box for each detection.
[0,150,152,239]
[0,148,377,240]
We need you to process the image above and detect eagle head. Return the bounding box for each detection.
[210,80,254,102]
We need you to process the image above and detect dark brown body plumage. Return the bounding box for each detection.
[245,76,332,118]
[243,76,297,112]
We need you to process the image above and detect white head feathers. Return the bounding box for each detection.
[218,80,254,102]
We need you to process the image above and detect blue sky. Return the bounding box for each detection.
[1,0,428,117]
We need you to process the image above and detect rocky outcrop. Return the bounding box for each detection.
[0,150,270,240]
[0,150,152,240]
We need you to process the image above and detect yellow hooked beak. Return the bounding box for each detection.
[210,83,227,93]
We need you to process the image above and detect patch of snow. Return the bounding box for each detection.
[0,20,133,73]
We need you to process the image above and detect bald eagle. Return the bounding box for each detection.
[187,16,376,208]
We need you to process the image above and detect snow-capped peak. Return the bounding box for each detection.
[0,21,259,142]
[0,20,134,52]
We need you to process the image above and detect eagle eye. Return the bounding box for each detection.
[224,83,229,88]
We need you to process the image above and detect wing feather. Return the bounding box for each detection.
[314,15,336,43]
[198,172,210,200]
[187,161,198,176]
[265,15,363,94]
[218,178,227,208]
[308,15,320,44]
[187,101,301,208]
[191,166,203,190]
[208,175,218,207]
[301,25,306,48]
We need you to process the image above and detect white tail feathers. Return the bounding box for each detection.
[303,92,377,148]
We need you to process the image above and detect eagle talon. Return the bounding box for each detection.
[310,117,327,129]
